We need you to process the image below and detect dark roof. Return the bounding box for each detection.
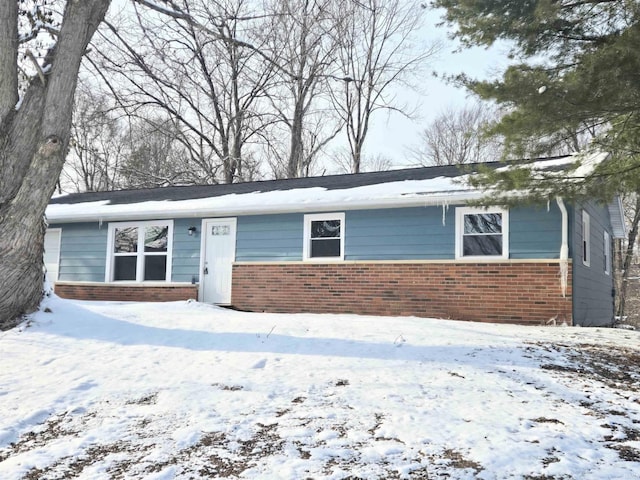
[49,157,570,206]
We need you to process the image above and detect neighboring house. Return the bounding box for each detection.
[45,153,626,326]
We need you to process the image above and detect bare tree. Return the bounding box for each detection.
[331,147,393,174]
[92,0,275,184]
[118,116,195,188]
[61,80,126,192]
[63,86,214,192]
[84,0,437,182]
[614,193,640,324]
[262,0,343,178]
[332,0,438,173]
[411,103,503,166]
[0,0,112,327]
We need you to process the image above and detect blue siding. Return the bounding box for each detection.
[236,214,303,261]
[52,204,570,284]
[52,220,201,284]
[51,222,108,282]
[509,205,562,259]
[346,207,455,260]
[172,218,201,283]
[234,205,564,261]
[572,202,615,326]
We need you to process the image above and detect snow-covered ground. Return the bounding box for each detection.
[1,296,639,479]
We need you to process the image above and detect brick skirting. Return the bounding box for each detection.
[231,262,573,325]
[54,282,198,302]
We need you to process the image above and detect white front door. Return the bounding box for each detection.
[44,228,61,286]
[201,218,237,304]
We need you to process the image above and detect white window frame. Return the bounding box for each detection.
[105,220,174,282]
[582,210,591,267]
[303,213,345,261]
[604,230,611,275]
[455,207,509,260]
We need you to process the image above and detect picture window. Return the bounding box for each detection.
[107,221,172,282]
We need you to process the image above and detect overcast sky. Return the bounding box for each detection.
[359,9,512,169]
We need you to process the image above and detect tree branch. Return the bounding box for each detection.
[25,50,46,86]
[132,0,293,78]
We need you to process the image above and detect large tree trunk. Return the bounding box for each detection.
[0,147,54,329]
[0,0,111,328]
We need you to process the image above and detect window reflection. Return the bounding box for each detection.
[114,227,138,253]
[311,220,340,238]
[462,213,503,256]
[464,213,502,235]
[145,226,168,252]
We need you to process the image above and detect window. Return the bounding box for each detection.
[303,213,345,261]
[582,210,590,267]
[106,221,173,282]
[604,230,611,275]
[455,207,508,259]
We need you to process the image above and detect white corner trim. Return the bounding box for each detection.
[582,210,591,267]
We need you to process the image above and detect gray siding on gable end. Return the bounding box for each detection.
[172,218,202,283]
[50,222,108,282]
[236,213,303,261]
[571,201,615,326]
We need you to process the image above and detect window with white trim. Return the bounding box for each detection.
[303,213,345,260]
[582,210,590,267]
[106,221,173,282]
[604,230,611,275]
[455,207,509,259]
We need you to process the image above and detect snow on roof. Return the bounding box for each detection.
[46,154,601,223]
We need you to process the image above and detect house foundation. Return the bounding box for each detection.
[231,261,573,325]
[54,282,198,303]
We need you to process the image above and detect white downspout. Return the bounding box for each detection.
[556,197,569,298]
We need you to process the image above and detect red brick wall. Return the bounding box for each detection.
[232,262,573,325]
[55,282,198,302]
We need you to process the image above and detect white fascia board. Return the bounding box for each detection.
[46,191,485,223]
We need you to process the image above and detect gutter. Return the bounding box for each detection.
[556,197,569,297]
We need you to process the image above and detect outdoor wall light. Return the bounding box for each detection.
[188,226,197,236]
